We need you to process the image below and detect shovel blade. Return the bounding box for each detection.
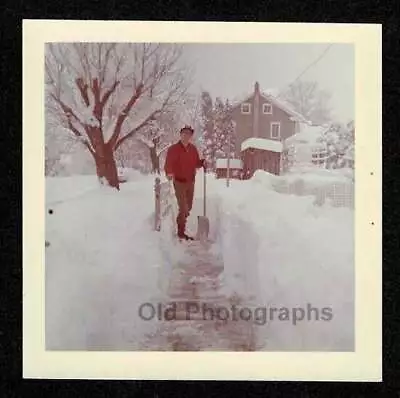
[196,215,210,241]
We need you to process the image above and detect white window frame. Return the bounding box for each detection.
[270,122,281,139]
[241,103,251,114]
[263,103,272,114]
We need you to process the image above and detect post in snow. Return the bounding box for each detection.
[154,177,161,231]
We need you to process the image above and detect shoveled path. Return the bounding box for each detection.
[141,237,258,351]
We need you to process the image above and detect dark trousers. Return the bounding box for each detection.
[173,180,195,235]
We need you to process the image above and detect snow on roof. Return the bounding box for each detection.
[241,137,283,153]
[215,158,242,169]
[284,124,327,146]
[260,91,308,122]
[231,92,253,107]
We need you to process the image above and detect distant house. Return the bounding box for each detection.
[241,138,283,178]
[282,123,329,172]
[215,158,242,179]
[231,82,308,158]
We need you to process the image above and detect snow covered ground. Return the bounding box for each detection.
[45,168,354,351]
[45,174,165,350]
[213,170,354,350]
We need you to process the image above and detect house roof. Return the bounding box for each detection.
[215,158,243,169]
[231,86,308,123]
[260,91,308,122]
[241,137,283,153]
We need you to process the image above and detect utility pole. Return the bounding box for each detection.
[226,121,236,187]
[226,131,231,187]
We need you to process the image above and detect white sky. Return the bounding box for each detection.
[181,43,354,123]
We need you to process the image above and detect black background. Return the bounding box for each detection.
[1,0,397,396]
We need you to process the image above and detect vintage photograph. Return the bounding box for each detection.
[44,42,355,352]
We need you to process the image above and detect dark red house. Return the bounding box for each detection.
[231,81,307,158]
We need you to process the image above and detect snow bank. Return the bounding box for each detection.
[45,174,168,350]
[117,167,148,182]
[250,169,280,189]
[246,168,355,208]
[283,169,350,186]
[214,173,354,351]
[46,175,101,205]
[251,168,352,194]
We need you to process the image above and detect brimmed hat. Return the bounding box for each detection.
[180,125,194,134]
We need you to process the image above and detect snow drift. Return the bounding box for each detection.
[45,174,166,350]
[214,170,354,351]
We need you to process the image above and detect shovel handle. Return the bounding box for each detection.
[203,169,206,217]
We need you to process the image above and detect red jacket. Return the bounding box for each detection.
[164,141,204,182]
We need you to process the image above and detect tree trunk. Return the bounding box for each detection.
[87,125,120,190]
[94,143,120,190]
[149,146,160,175]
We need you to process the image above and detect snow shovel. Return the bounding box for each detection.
[196,168,209,241]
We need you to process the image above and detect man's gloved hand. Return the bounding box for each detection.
[201,159,207,171]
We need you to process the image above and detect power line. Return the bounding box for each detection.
[281,44,334,92]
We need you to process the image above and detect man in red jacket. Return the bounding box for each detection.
[164,125,206,240]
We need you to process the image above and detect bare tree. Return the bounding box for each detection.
[45,43,190,189]
[131,94,200,174]
[136,122,168,174]
[280,80,332,125]
[114,138,152,173]
[45,104,83,176]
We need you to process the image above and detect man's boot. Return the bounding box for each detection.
[177,215,194,241]
[177,216,186,240]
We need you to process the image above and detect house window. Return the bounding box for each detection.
[312,147,328,167]
[263,103,272,114]
[271,122,281,139]
[241,103,251,114]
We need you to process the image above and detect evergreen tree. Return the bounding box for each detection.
[213,97,226,163]
[213,98,236,162]
[322,121,354,169]
[199,91,215,169]
[199,92,237,171]
[223,99,236,158]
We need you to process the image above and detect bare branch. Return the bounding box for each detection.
[100,43,117,83]
[50,93,84,126]
[114,110,160,151]
[141,43,146,83]
[66,119,95,155]
[114,83,177,151]
[92,77,101,106]
[100,80,120,108]
[108,82,144,148]
[75,78,90,107]
[136,133,155,148]
[157,144,170,157]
